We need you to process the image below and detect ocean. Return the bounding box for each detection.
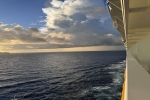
[0,51,126,100]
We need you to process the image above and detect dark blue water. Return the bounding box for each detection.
[0,51,126,100]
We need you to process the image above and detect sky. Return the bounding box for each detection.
[0,0,125,53]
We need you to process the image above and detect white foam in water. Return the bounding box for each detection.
[80,60,126,99]
[113,72,124,84]
[107,64,124,70]
[92,86,111,91]
[111,61,125,84]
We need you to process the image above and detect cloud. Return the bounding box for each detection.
[0,23,47,44]
[0,22,76,50]
[0,23,75,45]
[26,46,36,49]
[41,0,122,46]
[70,13,87,21]
[0,0,123,51]
[54,19,74,28]
[0,22,3,26]
[51,0,63,7]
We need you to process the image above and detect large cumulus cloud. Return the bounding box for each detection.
[42,0,122,47]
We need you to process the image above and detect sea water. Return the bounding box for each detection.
[0,51,126,100]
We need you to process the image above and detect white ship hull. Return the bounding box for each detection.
[107,0,150,100]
